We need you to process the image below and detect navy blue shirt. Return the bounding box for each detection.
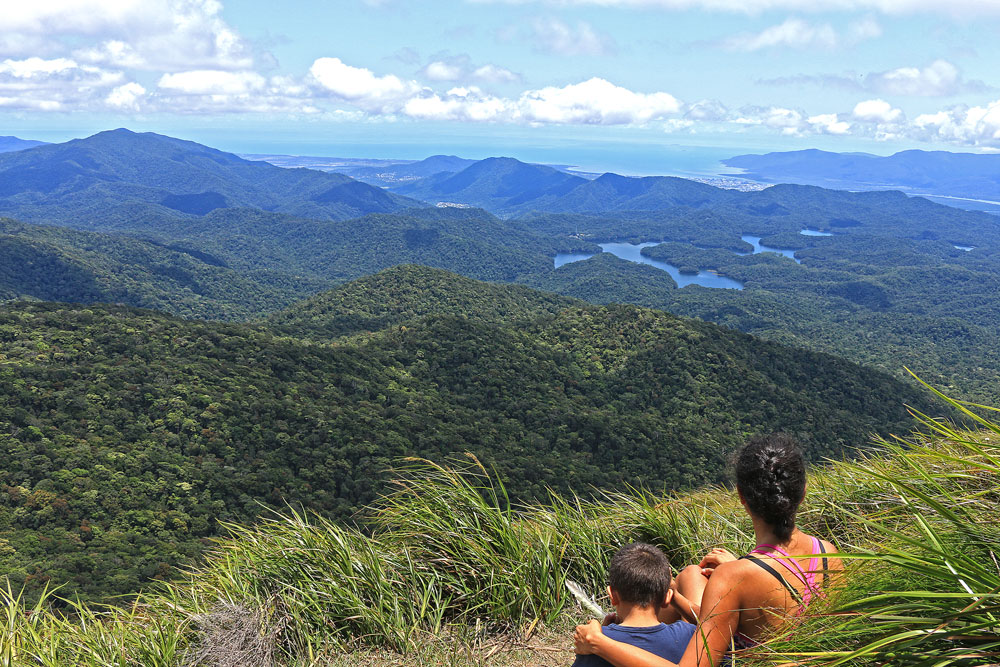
[572,621,696,667]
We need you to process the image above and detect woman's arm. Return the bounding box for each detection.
[575,621,678,667]
[677,562,744,665]
[575,562,746,667]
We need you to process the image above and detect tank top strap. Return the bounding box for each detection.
[806,536,823,589]
[749,542,814,604]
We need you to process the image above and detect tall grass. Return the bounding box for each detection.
[765,377,1000,666]
[2,387,998,665]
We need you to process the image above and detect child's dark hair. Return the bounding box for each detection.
[608,543,672,608]
[735,433,806,542]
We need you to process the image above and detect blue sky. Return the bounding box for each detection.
[3,0,1000,171]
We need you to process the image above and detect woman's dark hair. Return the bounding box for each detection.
[735,433,806,541]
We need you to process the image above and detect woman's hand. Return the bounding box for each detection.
[575,619,606,655]
[699,547,737,577]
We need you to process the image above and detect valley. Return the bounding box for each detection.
[1,129,999,606]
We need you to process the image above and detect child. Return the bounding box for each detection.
[573,543,696,667]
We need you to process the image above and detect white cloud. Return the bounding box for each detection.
[848,16,883,40]
[398,77,683,125]
[105,82,147,110]
[684,99,729,121]
[0,96,63,111]
[808,113,851,134]
[530,17,617,56]
[0,57,80,78]
[722,17,881,51]
[423,61,465,81]
[761,59,988,97]
[419,56,521,84]
[852,98,903,123]
[762,107,806,134]
[0,57,124,111]
[158,70,266,95]
[471,64,521,83]
[724,18,837,51]
[3,0,254,71]
[152,69,323,115]
[309,57,422,112]
[517,78,680,124]
[74,40,148,70]
[867,60,968,97]
[465,0,1000,17]
[404,88,512,122]
[734,105,804,129]
[913,102,1000,147]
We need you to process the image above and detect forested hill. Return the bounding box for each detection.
[268,264,580,337]
[0,267,937,600]
[393,157,735,215]
[0,129,420,226]
[0,217,331,319]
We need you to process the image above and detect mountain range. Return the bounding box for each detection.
[4,127,1000,605]
[3,128,1000,406]
[0,129,419,228]
[0,136,48,153]
[391,157,735,215]
[724,148,1000,205]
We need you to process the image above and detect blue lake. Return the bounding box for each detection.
[741,235,801,264]
[554,242,744,290]
[553,230,823,289]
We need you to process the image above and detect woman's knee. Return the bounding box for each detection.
[676,564,707,589]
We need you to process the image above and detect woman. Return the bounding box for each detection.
[575,434,842,666]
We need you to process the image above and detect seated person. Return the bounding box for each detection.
[573,542,696,667]
[574,434,843,667]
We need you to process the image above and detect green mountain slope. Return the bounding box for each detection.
[0,129,420,227]
[269,264,579,337]
[133,206,581,284]
[522,253,679,306]
[526,172,734,214]
[394,157,731,215]
[0,268,935,599]
[0,217,328,319]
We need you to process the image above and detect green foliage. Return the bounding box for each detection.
[0,218,325,320]
[156,206,568,284]
[268,264,579,338]
[521,254,679,308]
[757,384,1000,666]
[2,394,995,665]
[0,267,933,601]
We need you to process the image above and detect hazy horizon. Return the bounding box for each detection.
[4,1,1000,162]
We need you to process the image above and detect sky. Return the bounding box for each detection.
[4,0,1000,172]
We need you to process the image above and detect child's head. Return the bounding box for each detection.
[607,542,673,610]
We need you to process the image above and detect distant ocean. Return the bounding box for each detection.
[223,133,750,179]
[492,144,748,178]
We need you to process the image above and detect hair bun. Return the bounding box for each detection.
[735,434,807,541]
